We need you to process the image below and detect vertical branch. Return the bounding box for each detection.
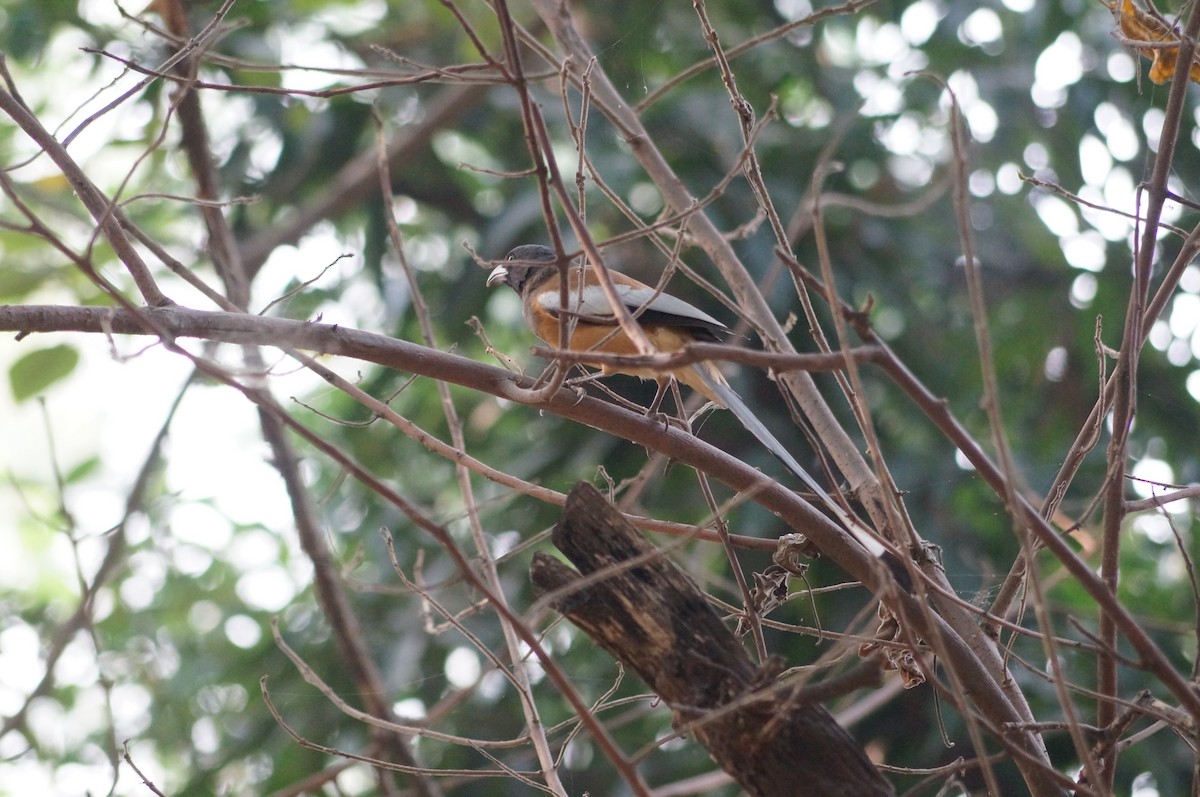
[560,57,595,221]
[156,0,249,307]
[692,2,902,536]
[694,468,769,663]
[1097,4,1200,787]
[527,0,896,546]
[249,369,658,796]
[992,198,1200,628]
[257,404,438,797]
[938,78,1075,769]
[372,113,567,796]
[497,0,663,373]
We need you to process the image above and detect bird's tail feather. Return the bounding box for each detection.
[695,368,884,557]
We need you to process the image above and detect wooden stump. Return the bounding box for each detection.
[529,481,895,797]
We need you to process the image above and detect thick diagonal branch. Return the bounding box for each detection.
[530,482,895,797]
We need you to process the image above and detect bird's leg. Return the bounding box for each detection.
[669,380,694,432]
[644,379,688,430]
[647,379,670,415]
[559,368,615,403]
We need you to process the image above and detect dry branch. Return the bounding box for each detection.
[5,301,1192,772]
[530,482,895,797]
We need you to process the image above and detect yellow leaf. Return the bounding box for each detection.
[30,173,71,193]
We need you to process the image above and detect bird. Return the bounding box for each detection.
[488,244,728,408]
[486,244,854,520]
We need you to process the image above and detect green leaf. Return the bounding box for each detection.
[8,344,80,402]
[64,456,101,484]
[0,266,50,301]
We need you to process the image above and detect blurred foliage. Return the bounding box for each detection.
[2,0,1200,795]
[7,344,79,402]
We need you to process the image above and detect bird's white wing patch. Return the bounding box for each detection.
[538,283,726,329]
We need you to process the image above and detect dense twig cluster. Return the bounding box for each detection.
[2,1,1199,795]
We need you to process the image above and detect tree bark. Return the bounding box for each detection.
[529,482,895,797]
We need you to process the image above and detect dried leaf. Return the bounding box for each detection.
[772,532,817,575]
[1111,0,1200,84]
[858,604,926,688]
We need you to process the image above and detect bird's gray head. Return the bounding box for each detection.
[486,244,560,293]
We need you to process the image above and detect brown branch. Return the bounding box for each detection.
[158,0,249,306]
[0,302,1111,777]
[936,75,1064,791]
[871,340,1200,721]
[988,210,1200,627]
[530,482,895,797]
[87,47,508,94]
[258,405,435,797]
[0,86,170,307]
[1124,483,1200,513]
[373,101,564,792]
[0,304,878,580]
[525,0,903,574]
[1097,3,1200,787]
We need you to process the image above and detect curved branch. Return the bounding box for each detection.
[0,302,1096,779]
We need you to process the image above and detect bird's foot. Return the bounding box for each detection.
[645,407,689,431]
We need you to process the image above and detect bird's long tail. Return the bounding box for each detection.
[694,367,884,557]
